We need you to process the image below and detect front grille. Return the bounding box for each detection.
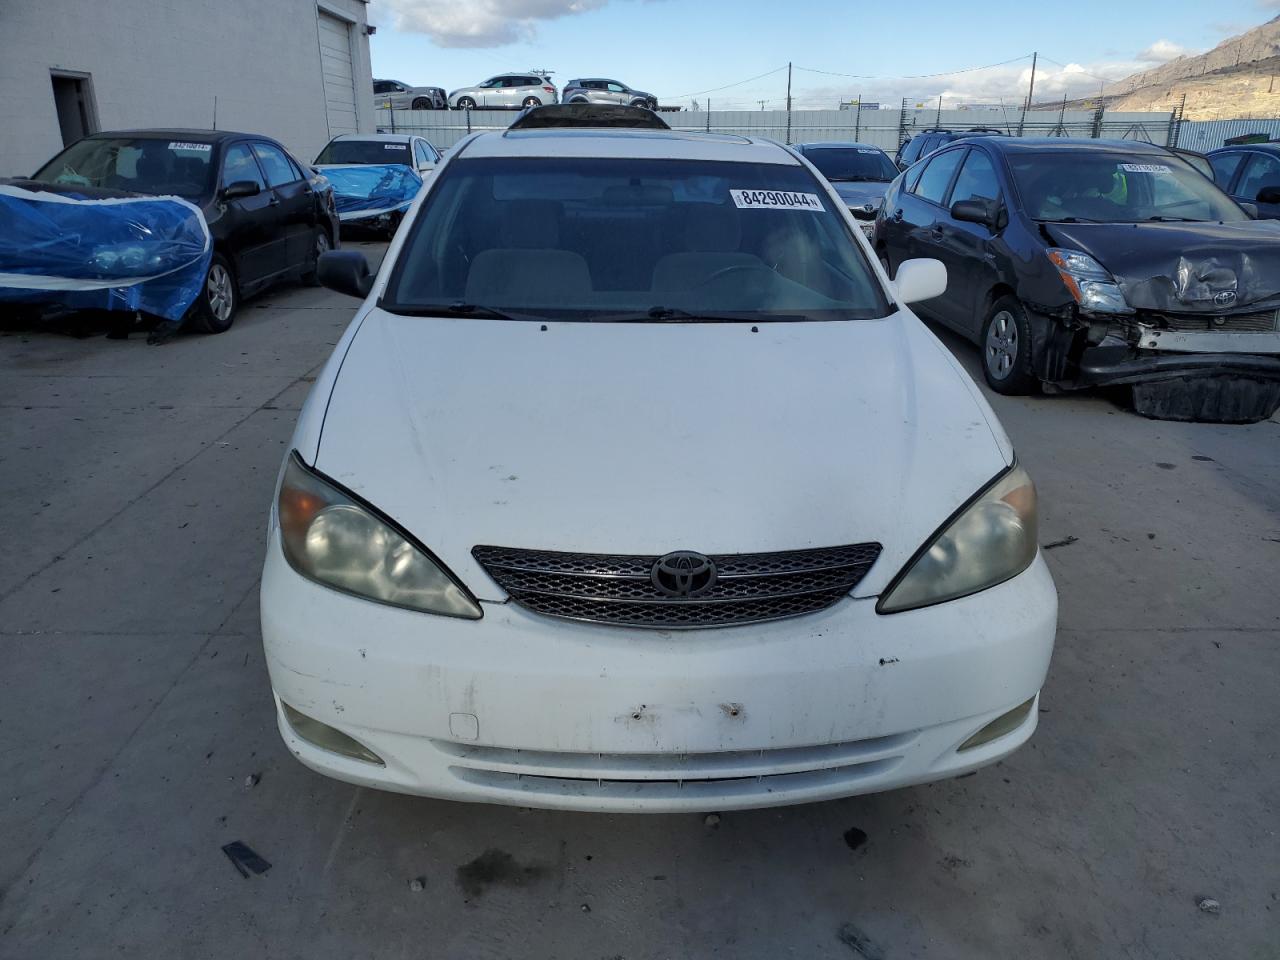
[1151,310,1279,332]
[471,543,881,629]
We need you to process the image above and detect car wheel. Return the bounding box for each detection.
[629,98,649,108]
[411,96,430,110]
[569,95,589,103]
[301,228,332,287]
[981,296,1037,395]
[457,96,476,110]
[186,253,239,334]
[522,97,542,108]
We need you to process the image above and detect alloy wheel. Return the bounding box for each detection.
[985,310,1017,380]
[207,263,234,323]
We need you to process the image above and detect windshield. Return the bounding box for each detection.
[1009,152,1246,223]
[803,147,898,182]
[316,141,412,165]
[32,137,214,199]
[383,156,890,322]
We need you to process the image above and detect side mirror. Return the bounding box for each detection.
[1255,186,1280,204]
[892,258,947,305]
[317,250,374,299]
[951,198,997,229]
[221,180,261,201]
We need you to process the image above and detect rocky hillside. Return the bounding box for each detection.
[1051,18,1280,119]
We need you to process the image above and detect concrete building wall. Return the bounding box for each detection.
[0,0,373,177]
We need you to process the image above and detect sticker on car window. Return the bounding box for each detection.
[168,142,212,152]
[1119,163,1171,173]
[857,149,879,154]
[385,144,403,150]
[729,189,824,211]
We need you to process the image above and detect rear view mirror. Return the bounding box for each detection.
[951,198,997,229]
[221,180,261,201]
[892,258,947,305]
[317,250,374,299]
[1255,186,1280,204]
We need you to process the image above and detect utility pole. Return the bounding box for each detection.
[935,94,942,127]
[854,94,862,140]
[1025,51,1038,112]
[785,61,793,145]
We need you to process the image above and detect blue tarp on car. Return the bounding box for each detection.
[0,183,211,321]
[317,164,423,222]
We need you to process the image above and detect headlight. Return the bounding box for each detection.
[1046,248,1133,315]
[276,453,481,619]
[878,464,1038,614]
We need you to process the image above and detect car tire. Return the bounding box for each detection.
[980,296,1037,395]
[300,228,332,287]
[186,253,238,334]
[411,97,430,110]
[522,97,542,108]
[457,97,476,110]
[569,95,589,103]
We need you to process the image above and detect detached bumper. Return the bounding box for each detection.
[260,534,1057,812]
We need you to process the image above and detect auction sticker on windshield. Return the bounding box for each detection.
[1119,163,1170,174]
[168,142,212,152]
[730,189,824,211]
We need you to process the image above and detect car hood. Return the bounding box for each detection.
[831,181,892,210]
[313,310,1012,602]
[1043,219,1280,312]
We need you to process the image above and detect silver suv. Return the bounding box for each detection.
[373,79,447,111]
[449,73,558,111]
[562,78,657,110]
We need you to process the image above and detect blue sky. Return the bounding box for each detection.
[367,0,1277,108]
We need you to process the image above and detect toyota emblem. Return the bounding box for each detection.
[1213,291,1237,306]
[651,551,717,599]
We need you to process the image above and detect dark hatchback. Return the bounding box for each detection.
[1207,142,1280,218]
[794,142,898,235]
[894,127,1006,169]
[875,137,1280,422]
[17,129,339,333]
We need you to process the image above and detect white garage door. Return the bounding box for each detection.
[318,11,357,137]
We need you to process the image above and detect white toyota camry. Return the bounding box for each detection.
[260,122,1058,812]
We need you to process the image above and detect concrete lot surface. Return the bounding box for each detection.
[1,247,1277,959]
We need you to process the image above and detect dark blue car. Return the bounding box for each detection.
[1206,143,1280,218]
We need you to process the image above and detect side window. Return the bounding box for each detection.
[607,82,626,93]
[1208,152,1243,189]
[911,149,965,205]
[414,141,432,167]
[251,142,299,188]
[373,81,389,94]
[221,143,266,190]
[900,138,922,166]
[950,149,1000,204]
[1235,153,1280,200]
[524,76,543,87]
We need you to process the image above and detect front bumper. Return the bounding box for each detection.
[261,535,1057,812]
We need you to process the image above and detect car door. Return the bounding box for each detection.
[604,81,629,105]
[1233,151,1280,217]
[251,141,313,272]
[490,76,518,109]
[930,146,1005,337]
[216,141,283,286]
[894,147,966,326]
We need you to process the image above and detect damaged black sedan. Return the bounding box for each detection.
[875,137,1280,422]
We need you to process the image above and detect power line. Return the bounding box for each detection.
[665,65,789,100]
[1038,55,1125,86]
[793,54,1033,82]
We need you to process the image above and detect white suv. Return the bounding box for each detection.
[448,73,558,110]
[261,125,1058,812]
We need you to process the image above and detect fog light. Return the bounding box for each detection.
[957,697,1036,752]
[281,701,384,765]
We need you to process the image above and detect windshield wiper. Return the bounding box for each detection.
[382,301,547,321]
[596,306,807,323]
[1038,216,1102,224]
[1146,215,1206,222]
[830,175,888,183]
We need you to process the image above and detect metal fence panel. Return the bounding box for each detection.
[1177,119,1280,152]
[374,107,1177,153]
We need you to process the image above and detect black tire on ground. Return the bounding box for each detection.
[411,97,430,109]
[300,227,332,287]
[456,97,476,110]
[569,96,589,103]
[522,97,542,108]
[186,253,238,334]
[980,295,1038,395]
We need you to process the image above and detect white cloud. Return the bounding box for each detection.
[374,0,613,47]
[1137,39,1193,62]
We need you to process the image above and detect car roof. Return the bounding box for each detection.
[329,133,414,143]
[1208,142,1280,153]
[979,137,1173,155]
[798,141,887,152]
[461,128,802,164]
[86,128,255,143]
